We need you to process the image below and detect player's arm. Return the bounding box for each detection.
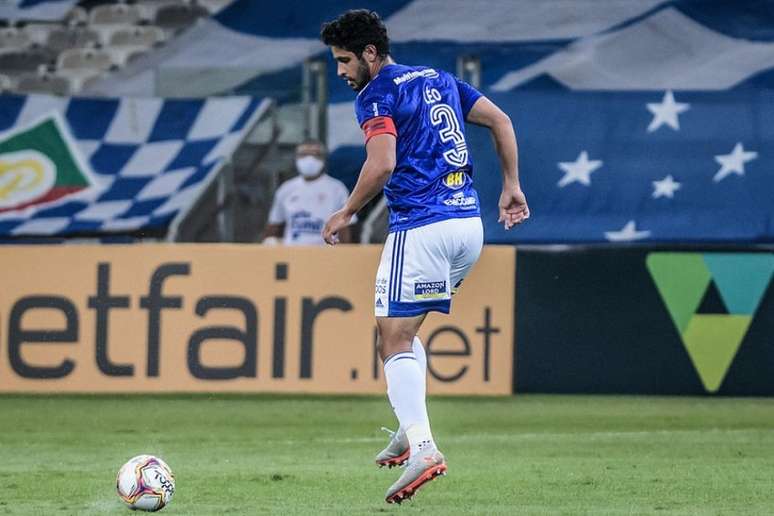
[466,96,529,229]
[343,133,396,215]
[261,223,284,242]
[322,133,396,245]
[263,185,287,243]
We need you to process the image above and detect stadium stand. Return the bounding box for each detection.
[1,0,773,244]
[0,0,219,98]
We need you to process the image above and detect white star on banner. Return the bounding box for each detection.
[604,220,651,242]
[557,151,603,188]
[646,91,690,132]
[652,175,681,199]
[713,142,758,182]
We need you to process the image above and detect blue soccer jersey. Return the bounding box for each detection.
[355,64,483,232]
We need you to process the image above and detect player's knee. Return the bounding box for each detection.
[376,326,414,360]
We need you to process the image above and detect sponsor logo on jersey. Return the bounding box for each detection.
[414,281,447,300]
[443,191,477,208]
[443,171,466,189]
[375,297,384,308]
[393,68,439,85]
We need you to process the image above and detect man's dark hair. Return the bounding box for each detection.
[320,9,390,57]
[297,138,327,156]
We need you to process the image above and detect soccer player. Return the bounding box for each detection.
[320,10,529,503]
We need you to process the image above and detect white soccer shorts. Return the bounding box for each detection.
[374,216,483,317]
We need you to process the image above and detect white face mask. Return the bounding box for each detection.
[296,156,325,178]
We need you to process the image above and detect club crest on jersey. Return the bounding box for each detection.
[443,171,465,189]
[414,281,447,300]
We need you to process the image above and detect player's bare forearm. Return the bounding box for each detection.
[466,97,520,187]
[342,133,396,215]
[490,116,519,187]
[466,96,529,229]
[322,134,395,245]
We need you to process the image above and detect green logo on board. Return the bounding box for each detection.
[646,253,774,392]
[0,115,94,213]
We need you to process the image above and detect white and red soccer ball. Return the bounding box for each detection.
[116,455,175,512]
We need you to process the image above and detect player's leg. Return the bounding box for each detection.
[373,313,424,468]
[372,231,412,467]
[374,332,428,468]
[378,314,431,453]
[412,335,427,376]
[379,313,447,504]
[378,224,451,460]
[378,222,457,503]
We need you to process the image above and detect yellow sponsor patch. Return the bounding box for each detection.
[443,171,465,188]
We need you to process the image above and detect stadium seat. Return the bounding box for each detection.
[109,26,166,47]
[55,67,103,92]
[0,27,32,51]
[64,6,89,26]
[46,26,100,54]
[105,26,166,66]
[0,49,53,75]
[89,4,145,26]
[90,22,137,47]
[16,71,72,96]
[57,48,115,72]
[154,3,209,33]
[21,23,58,47]
[0,73,16,93]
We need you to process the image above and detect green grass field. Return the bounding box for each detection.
[1,394,773,515]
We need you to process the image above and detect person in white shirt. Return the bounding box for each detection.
[262,140,354,245]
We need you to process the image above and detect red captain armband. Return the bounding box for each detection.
[362,116,397,143]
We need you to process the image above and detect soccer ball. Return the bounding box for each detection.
[116,455,176,512]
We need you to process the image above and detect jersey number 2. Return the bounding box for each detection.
[426,87,469,167]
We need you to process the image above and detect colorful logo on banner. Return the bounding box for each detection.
[646,253,774,392]
[0,116,94,213]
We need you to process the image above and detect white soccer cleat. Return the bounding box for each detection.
[384,445,447,504]
[375,427,409,468]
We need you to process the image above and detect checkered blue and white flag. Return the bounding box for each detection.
[0,94,268,237]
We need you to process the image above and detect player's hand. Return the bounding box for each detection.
[498,185,529,230]
[322,209,352,245]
